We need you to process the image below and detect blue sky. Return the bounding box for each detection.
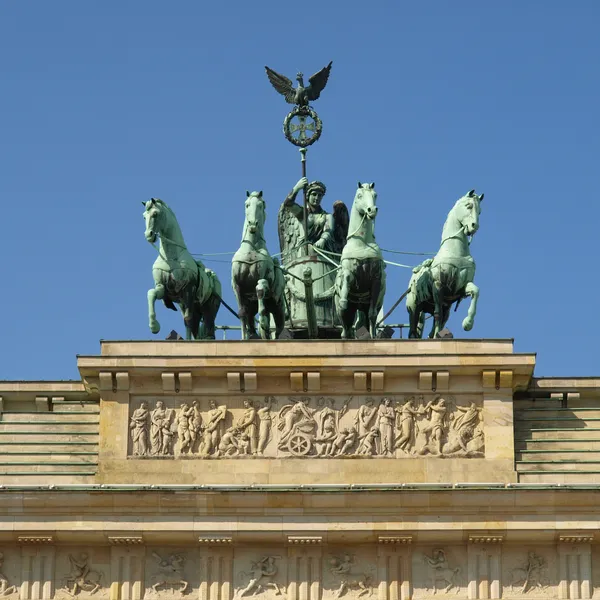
[1,1,599,380]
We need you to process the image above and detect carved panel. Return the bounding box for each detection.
[233,550,286,600]
[502,550,557,598]
[145,548,197,599]
[54,547,109,599]
[0,549,20,598]
[413,547,467,599]
[127,395,485,459]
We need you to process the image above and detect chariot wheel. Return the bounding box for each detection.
[288,432,312,456]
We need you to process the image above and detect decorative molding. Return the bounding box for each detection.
[469,535,504,544]
[115,372,130,391]
[378,535,413,544]
[287,535,322,545]
[306,372,320,392]
[17,535,54,544]
[371,371,384,391]
[227,372,241,392]
[354,372,367,391]
[179,372,193,392]
[107,535,144,545]
[481,370,496,389]
[558,535,594,544]
[99,372,114,391]
[35,396,50,412]
[498,370,512,389]
[198,536,233,544]
[290,372,304,392]
[419,371,433,391]
[162,372,176,392]
[244,372,258,392]
[436,371,449,391]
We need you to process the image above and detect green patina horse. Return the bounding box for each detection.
[143,198,221,340]
[232,191,285,339]
[407,189,484,338]
[334,183,386,339]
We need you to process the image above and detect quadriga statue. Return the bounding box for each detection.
[406,189,484,338]
[334,183,386,339]
[278,177,349,335]
[143,198,222,340]
[232,191,286,339]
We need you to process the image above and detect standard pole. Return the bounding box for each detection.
[300,147,308,256]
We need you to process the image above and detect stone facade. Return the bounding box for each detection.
[0,339,599,599]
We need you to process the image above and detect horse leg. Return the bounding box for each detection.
[431,281,443,338]
[201,294,219,340]
[257,279,271,340]
[368,280,382,339]
[338,265,352,311]
[147,283,165,334]
[462,282,480,331]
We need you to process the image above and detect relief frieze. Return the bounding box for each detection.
[128,395,485,459]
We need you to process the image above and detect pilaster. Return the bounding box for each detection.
[19,542,55,600]
[198,544,234,600]
[467,536,503,599]
[557,536,593,599]
[109,540,145,600]
[287,541,322,600]
[377,536,412,600]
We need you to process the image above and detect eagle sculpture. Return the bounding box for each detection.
[265,61,333,107]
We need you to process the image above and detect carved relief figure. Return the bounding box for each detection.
[395,396,423,454]
[189,401,203,453]
[177,403,194,454]
[444,402,484,456]
[315,398,350,457]
[331,426,358,456]
[277,399,317,456]
[236,400,258,454]
[354,398,377,437]
[150,551,189,595]
[256,397,276,455]
[510,552,547,594]
[151,401,174,455]
[356,428,379,456]
[217,427,243,457]
[237,556,283,597]
[129,401,150,456]
[377,398,395,456]
[329,554,372,598]
[423,549,460,594]
[0,553,17,597]
[419,397,449,456]
[61,553,102,596]
[200,400,228,456]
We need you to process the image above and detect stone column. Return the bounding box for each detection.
[557,536,593,600]
[19,538,55,600]
[199,541,234,600]
[467,536,503,600]
[377,536,412,600]
[286,537,322,600]
[108,537,145,600]
[481,371,514,469]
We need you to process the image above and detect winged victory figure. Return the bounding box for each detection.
[265,61,333,107]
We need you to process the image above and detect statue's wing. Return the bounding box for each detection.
[331,200,349,255]
[306,61,333,101]
[265,66,296,104]
[278,202,303,261]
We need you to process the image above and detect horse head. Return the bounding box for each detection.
[244,191,266,237]
[142,197,167,244]
[454,189,484,236]
[354,182,378,220]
